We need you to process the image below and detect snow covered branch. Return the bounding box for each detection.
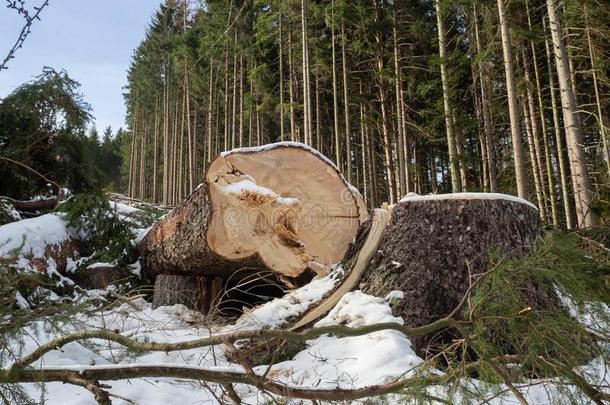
[9,318,456,375]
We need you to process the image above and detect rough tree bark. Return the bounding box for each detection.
[152,275,224,312]
[358,195,540,353]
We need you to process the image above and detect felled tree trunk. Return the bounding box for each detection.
[358,194,540,354]
[140,142,366,301]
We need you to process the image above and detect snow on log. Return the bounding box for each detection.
[139,142,367,288]
[358,193,540,353]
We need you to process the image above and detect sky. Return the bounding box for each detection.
[0,0,161,133]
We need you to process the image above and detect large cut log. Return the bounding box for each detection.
[357,193,540,354]
[139,142,367,288]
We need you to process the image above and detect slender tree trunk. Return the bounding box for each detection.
[206,62,214,165]
[341,19,352,182]
[544,19,574,229]
[473,1,497,192]
[301,0,312,145]
[393,14,406,197]
[526,0,558,226]
[497,0,527,198]
[546,0,597,227]
[128,100,139,198]
[288,23,296,141]
[231,30,238,150]
[223,46,230,152]
[452,109,468,191]
[585,6,610,175]
[435,0,461,193]
[153,96,159,203]
[315,70,321,151]
[522,96,546,219]
[239,53,244,148]
[163,69,169,205]
[373,0,396,203]
[331,0,341,170]
[185,67,194,193]
[359,80,368,205]
[522,51,549,219]
[279,13,285,141]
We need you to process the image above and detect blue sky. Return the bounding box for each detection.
[0,1,161,133]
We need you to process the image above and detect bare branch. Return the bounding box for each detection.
[1,0,50,71]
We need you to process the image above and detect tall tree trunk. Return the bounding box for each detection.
[239,53,244,148]
[315,70,321,151]
[341,19,352,183]
[473,0,497,192]
[186,68,194,193]
[526,0,558,226]
[163,69,170,205]
[522,51,549,220]
[301,0,312,145]
[373,0,396,203]
[522,95,546,219]
[393,14,406,197]
[544,19,574,229]
[435,0,461,193]
[206,62,214,165]
[359,80,368,205]
[231,30,238,150]
[279,13,285,141]
[497,0,527,198]
[153,96,159,203]
[584,5,610,176]
[331,0,341,170]
[288,23,296,141]
[546,0,597,227]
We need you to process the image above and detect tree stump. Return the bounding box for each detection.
[152,275,224,313]
[358,194,540,354]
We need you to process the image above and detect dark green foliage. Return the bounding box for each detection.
[458,229,609,389]
[56,194,136,268]
[0,68,99,198]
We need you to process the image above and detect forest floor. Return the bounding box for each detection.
[1,197,609,404]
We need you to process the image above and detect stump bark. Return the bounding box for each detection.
[139,142,366,288]
[152,275,224,313]
[358,194,540,354]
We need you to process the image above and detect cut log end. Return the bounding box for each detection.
[139,142,367,289]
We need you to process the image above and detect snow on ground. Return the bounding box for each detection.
[0,213,74,259]
[252,291,422,391]
[399,192,538,211]
[234,269,340,330]
[9,287,608,404]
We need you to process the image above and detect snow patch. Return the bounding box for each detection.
[223,179,299,206]
[0,213,73,259]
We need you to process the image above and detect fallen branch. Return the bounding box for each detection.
[0,156,61,190]
[0,195,58,211]
[1,364,447,402]
[10,318,456,373]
